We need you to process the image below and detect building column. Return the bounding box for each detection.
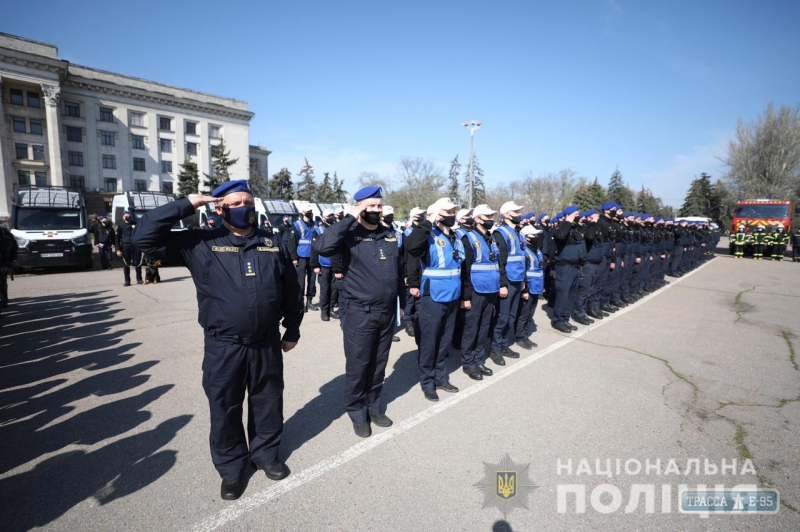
[0,76,11,220]
[41,83,65,187]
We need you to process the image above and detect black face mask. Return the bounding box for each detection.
[527,236,543,249]
[325,217,335,225]
[509,215,521,225]
[461,217,474,229]
[480,219,495,231]
[362,211,381,225]
[440,215,456,228]
[384,215,394,225]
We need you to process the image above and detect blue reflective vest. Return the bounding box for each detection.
[525,247,545,295]
[294,219,314,258]
[454,227,469,241]
[421,227,464,303]
[313,225,331,267]
[466,230,500,294]
[494,225,526,282]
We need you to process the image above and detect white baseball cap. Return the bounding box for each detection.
[472,204,498,218]
[382,205,395,216]
[334,206,344,215]
[499,201,524,214]
[432,197,461,212]
[520,225,542,236]
[456,208,473,221]
[409,207,426,218]
[322,208,334,217]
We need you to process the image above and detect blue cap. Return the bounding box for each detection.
[562,205,579,216]
[585,209,598,217]
[212,179,252,198]
[353,186,382,201]
[623,211,634,218]
[601,202,616,211]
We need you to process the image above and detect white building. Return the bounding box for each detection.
[0,32,262,219]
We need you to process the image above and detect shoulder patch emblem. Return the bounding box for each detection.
[436,238,446,247]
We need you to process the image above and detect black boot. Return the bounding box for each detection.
[306,297,319,311]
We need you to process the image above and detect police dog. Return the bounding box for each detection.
[144,257,162,285]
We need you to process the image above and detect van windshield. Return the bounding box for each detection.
[135,211,184,230]
[734,204,789,219]
[16,208,83,230]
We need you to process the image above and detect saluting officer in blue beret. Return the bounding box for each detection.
[133,180,304,501]
[316,186,401,438]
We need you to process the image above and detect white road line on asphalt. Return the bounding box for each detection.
[190,258,716,532]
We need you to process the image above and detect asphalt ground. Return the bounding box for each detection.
[1,241,799,531]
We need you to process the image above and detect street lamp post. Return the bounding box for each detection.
[462,120,482,209]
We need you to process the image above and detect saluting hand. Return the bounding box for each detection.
[189,195,222,210]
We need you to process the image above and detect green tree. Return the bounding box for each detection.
[446,155,462,204]
[573,178,609,211]
[317,172,335,202]
[635,186,661,215]
[332,172,348,202]
[607,167,635,210]
[177,155,199,197]
[268,168,294,200]
[295,158,317,201]
[249,162,268,198]
[679,173,715,217]
[463,153,487,206]
[202,137,238,193]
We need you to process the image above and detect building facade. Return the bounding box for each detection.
[0,32,262,219]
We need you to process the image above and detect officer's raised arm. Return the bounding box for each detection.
[317,203,367,256]
[133,195,219,267]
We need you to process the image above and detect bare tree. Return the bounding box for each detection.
[722,102,800,201]
[493,169,585,216]
[393,157,446,212]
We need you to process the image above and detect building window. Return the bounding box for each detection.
[13,116,26,132]
[15,143,28,160]
[102,154,117,169]
[162,182,173,194]
[159,116,172,131]
[250,158,260,173]
[210,144,221,158]
[100,130,115,146]
[130,111,145,127]
[99,107,114,122]
[159,138,172,153]
[10,89,24,105]
[209,125,222,139]
[66,126,82,142]
[135,179,148,192]
[28,92,41,108]
[161,161,173,174]
[104,178,118,192]
[186,142,198,156]
[18,170,30,186]
[30,119,43,135]
[68,151,84,166]
[133,157,146,171]
[132,134,146,149]
[185,121,197,135]
[34,172,47,186]
[70,175,85,190]
[33,145,45,161]
[64,100,81,117]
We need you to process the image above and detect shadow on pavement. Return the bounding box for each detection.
[0,290,190,530]
[282,374,347,460]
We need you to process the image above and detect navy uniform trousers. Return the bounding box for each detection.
[418,295,457,390]
[491,280,523,351]
[317,266,334,316]
[203,332,284,480]
[552,263,580,325]
[296,257,317,299]
[461,291,497,371]
[515,293,539,341]
[342,300,395,423]
[574,261,599,317]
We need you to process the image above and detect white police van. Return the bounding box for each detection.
[112,191,188,230]
[11,186,93,270]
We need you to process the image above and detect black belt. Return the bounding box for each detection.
[555,261,581,267]
[584,259,602,264]
[205,329,257,345]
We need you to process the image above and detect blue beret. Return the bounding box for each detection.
[623,211,634,218]
[562,205,579,216]
[354,186,382,201]
[601,202,616,211]
[212,179,252,198]
[585,209,598,217]
[644,213,653,219]
[522,212,536,220]
[123,210,131,215]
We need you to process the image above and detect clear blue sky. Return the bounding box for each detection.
[4,0,799,206]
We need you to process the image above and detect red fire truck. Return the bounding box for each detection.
[729,199,794,255]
